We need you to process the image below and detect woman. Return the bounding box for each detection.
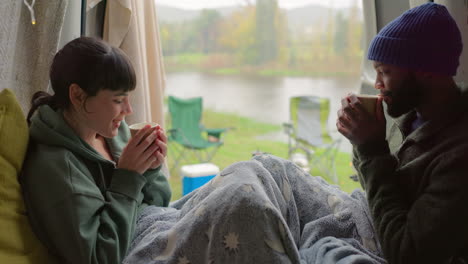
[21,36,171,264]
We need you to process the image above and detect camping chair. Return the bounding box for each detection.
[167,96,229,173]
[283,95,341,183]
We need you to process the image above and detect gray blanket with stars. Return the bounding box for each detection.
[123,154,387,264]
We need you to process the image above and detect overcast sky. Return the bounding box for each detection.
[155,0,362,10]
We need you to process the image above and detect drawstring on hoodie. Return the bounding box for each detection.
[97,162,107,194]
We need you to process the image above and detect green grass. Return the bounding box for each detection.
[165,109,362,201]
[163,53,360,77]
[168,53,206,65]
[258,69,307,76]
[213,68,241,75]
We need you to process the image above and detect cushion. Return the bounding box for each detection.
[0,89,51,263]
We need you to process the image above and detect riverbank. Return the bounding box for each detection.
[165,108,361,201]
[163,53,362,78]
[163,72,360,127]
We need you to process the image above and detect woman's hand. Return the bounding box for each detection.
[149,126,167,170]
[118,125,164,174]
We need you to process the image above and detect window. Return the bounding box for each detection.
[157,0,364,194]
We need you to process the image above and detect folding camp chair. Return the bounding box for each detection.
[283,95,341,183]
[167,96,229,173]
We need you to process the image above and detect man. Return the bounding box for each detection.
[337,3,468,264]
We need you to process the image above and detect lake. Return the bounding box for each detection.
[164,72,361,152]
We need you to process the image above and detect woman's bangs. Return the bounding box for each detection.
[102,48,137,92]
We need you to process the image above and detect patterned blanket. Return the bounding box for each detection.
[124,154,387,264]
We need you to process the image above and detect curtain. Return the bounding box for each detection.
[103,0,166,128]
[103,0,168,176]
[86,0,106,38]
[0,0,68,114]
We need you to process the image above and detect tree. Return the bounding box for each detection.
[193,9,222,53]
[346,0,363,58]
[333,11,348,56]
[218,6,257,64]
[255,0,279,64]
[160,23,186,56]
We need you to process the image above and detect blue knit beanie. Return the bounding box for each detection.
[367,2,462,76]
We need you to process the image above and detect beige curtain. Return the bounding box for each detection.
[103,0,168,176]
[103,0,166,127]
[0,0,68,113]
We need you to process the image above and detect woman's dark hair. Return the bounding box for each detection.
[27,36,136,124]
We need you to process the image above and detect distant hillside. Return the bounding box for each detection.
[285,4,362,32]
[156,5,239,23]
[156,5,199,23]
[156,4,362,28]
[284,5,330,29]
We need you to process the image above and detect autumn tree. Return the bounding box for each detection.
[346,0,363,59]
[256,0,277,64]
[218,6,257,64]
[334,11,347,56]
[194,9,222,53]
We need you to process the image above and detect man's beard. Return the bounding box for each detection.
[386,74,423,118]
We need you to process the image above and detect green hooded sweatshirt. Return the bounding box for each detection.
[21,105,171,264]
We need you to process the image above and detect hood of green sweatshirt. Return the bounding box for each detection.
[29,105,129,164]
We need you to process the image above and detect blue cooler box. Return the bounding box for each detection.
[181,163,220,195]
